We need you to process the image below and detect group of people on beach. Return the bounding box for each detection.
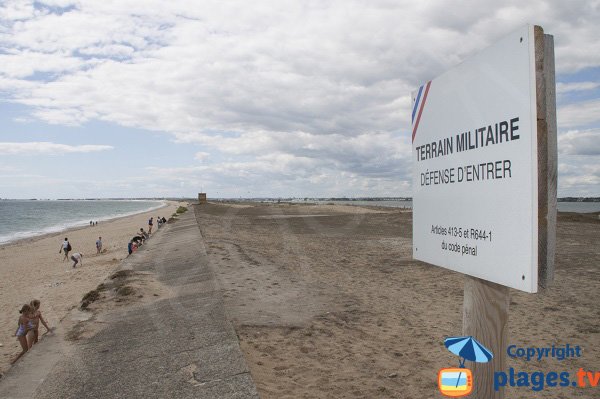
[12,300,52,364]
[58,235,104,267]
[59,216,168,263]
[149,216,167,233]
[127,216,166,255]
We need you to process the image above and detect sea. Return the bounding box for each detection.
[0,200,165,245]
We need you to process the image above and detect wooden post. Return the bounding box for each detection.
[539,31,557,288]
[463,276,510,399]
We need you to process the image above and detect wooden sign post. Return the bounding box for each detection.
[463,277,510,399]
[462,27,557,399]
[411,25,556,398]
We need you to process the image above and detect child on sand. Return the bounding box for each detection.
[96,236,103,254]
[71,252,83,268]
[12,304,34,364]
[28,299,52,347]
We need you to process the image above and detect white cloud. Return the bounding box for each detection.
[558,129,600,155]
[78,44,135,59]
[559,162,600,196]
[0,77,36,93]
[194,151,210,161]
[556,81,600,94]
[0,50,84,78]
[0,142,113,155]
[558,99,600,129]
[557,130,600,196]
[0,0,36,20]
[176,130,412,180]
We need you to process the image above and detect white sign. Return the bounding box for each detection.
[412,25,539,292]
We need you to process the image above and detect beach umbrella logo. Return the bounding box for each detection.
[444,336,494,367]
[438,336,493,397]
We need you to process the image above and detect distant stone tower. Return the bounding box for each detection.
[198,193,207,204]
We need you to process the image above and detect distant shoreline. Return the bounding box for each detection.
[1,196,598,202]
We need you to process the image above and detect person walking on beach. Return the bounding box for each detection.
[12,304,34,364]
[60,238,72,261]
[96,236,103,254]
[71,252,83,268]
[28,299,51,347]
[148,217,153,234]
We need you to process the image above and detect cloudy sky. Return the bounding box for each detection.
[0,0,598,199]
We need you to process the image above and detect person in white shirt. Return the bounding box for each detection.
[60,238,71,261]
[70,252,83,268]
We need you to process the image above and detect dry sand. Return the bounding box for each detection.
[195,202,600,399]
[0,201,183,373]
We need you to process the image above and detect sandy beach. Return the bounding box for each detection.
[0,201,183,373]
[194,202,600,399]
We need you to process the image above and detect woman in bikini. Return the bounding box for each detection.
[12,304,34,364]
[28,299,52,347]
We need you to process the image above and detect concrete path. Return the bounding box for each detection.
[0,208,259,399]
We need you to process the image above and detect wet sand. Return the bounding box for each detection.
[195,202,600,399]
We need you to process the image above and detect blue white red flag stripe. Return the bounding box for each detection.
[411,85,424,123]
[412,80,431,143]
